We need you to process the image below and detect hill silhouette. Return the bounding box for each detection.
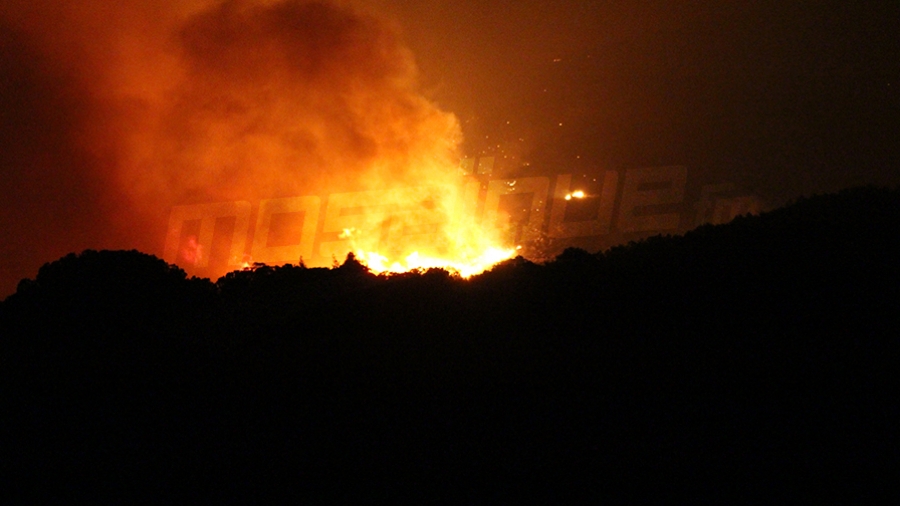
[2,186,899,502]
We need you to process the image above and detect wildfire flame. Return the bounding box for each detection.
[356,247,516,278]
[325,178,518,277]
[2,0,521,278]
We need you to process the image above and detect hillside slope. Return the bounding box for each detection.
[3,186,899,502]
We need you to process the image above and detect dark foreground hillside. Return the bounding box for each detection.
[3,186,900,502]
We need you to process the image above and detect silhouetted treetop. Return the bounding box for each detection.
[1,249,217,343]
[3,186,900,502]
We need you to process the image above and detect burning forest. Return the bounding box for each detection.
[3,187,900,500]
[2,0,900,500]
[2,0,898,294]
[1,0,520,293]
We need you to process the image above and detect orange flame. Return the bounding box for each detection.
[2,0,519,278]
[324,179,517,277]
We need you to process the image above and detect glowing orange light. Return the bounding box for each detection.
[356,246,516,278]
[328,180,518,277]
[181,236,203,265]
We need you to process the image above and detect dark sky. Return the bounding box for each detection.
[2,0,899,296]
[384,1,899,195]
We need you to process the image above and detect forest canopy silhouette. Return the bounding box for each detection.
[2,186,899,501]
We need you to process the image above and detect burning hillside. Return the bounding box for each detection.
[1,0,515,284]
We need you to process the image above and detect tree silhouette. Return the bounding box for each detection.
[2,186,900,502]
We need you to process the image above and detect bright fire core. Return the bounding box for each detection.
[354,247,517,278]
[325,180,519,278]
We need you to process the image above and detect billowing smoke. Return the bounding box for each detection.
[0,0,472,294]
[147,0,461,202]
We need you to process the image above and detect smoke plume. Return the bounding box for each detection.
[1,0,466,294]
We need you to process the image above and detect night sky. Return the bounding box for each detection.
[387,1,900,195]
[2,1,899,296]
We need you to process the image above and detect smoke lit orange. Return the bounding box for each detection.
[3,0,519,280]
